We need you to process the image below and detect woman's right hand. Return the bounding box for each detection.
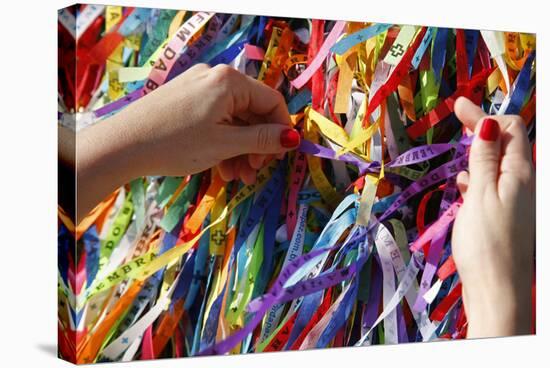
[451,97,535,338]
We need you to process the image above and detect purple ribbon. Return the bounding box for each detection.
[298,135,473,176]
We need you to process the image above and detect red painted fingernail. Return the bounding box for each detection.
[479,118,500,141]
[280,129,301,148]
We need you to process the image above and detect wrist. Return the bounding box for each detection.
[115,93,171,177]
[464,282,532,338]
[79,119,143,183]
[76,112,146,221]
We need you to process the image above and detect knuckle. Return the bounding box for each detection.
[256,126,272,151]
[503,115,527,134]
[469,150,500,166]
[190,63,210,73]
[210,64,235,85]
[505,155,534,183]
[208,65,238,98]
[510,114,526,127]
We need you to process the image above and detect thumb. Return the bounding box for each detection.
[468,117,502,192]
[221,125,301,157]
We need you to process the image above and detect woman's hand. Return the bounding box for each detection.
[77,64,300,221]
[451,97,535,338]
[127,63,300,182]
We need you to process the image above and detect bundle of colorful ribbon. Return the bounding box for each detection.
[57,5,536,363]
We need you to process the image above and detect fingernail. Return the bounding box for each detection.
[280,129,301,148]
[479,118,500,141]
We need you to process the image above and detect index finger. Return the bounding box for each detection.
[454,97,531,161]
[498,116,533,186]
[454,96,532,184]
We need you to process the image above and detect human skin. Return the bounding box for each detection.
[452,97,535,338]
[58,66,535,339]
[74,63,300,222]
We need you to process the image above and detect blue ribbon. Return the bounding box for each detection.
[83,224,100,286]
[432,28,449,83]
[506,50,536,115]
